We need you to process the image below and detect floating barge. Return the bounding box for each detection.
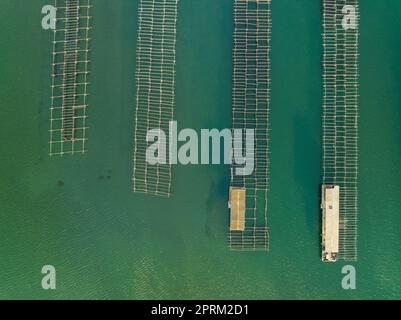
[321,185,340,262]
[229,187,246,232]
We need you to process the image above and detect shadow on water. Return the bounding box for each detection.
[205,169,230,240]
[292,112,322,259]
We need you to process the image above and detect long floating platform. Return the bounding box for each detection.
[132,0,179,197]
[49,0,92,156]
[321,0,359,261]
[228,0,271,251]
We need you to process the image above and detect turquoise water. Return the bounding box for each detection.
[0,0,400,299]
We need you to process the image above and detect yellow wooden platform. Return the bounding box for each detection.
[229,187,246,231]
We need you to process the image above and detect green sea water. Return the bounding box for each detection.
[0,0,400,299]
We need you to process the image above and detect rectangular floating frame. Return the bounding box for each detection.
[49,0,92,156]
[322,0,359,261]
[228,0,271,251]
[132,0,179,197]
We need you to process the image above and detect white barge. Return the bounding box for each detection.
[321,185,340,262]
